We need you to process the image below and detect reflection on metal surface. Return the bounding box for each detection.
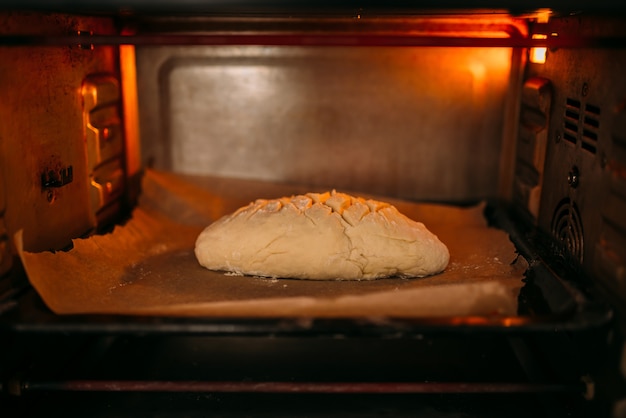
[530,34,548,64]
[120,45,142,183]
[82,75,125,221]
[140,46,512,201]
[90,159,124,215]
[513,76,552,220]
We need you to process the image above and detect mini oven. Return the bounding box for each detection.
[1,1,626,417]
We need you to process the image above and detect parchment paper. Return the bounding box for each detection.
[17,170,527,318]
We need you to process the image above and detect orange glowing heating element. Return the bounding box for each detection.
[530,34,548,64]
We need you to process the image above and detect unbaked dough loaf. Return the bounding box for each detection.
[194,191,449,280]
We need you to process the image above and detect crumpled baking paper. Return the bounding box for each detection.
[17,169,527,318]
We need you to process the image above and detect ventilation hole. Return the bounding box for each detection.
[565,109,580,121]
[566,98,582,108]
[551,198,584,263]
[584,116,600,129]
[582,103,600,155]
[564,121,578,133]
[582,129,598,141]
[562,98,602,154]
[581,141,597,154]
[585,103,601,115]
[563,132,577,144]
[563,98,581,146]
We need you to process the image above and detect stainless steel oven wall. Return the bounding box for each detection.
[517,16,626,302]
[136,31,515,202]
[0,12,124,263]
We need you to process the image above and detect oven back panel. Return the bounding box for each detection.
[136,42,514,202]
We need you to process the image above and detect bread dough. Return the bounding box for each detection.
[194,191,450,280]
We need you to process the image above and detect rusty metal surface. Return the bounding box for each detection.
[0,13,121,253]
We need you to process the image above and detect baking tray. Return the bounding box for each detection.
[0,170,613,337]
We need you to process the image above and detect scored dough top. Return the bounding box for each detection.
[195,191,450,280]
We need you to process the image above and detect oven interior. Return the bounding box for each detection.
[2,3,626,416]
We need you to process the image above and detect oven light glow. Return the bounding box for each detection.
[530,47,547,64]
[530,34,548,64]
[120,45,142,178]
[536,9,552,23]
